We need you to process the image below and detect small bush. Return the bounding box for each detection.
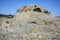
[44,9,50,14]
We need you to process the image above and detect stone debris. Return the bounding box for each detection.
[0,4,60,40]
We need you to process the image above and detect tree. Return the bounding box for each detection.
[44,9,51,14]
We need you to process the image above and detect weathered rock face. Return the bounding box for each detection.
[16,4,44,13]
[0,4,60,40]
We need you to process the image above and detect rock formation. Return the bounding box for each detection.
[0,4,60,40]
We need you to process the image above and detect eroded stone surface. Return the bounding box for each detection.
[0,4,60,40]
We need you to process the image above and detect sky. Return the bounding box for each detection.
[0,0,60,16]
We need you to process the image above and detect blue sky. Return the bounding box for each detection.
[0,0,60,16]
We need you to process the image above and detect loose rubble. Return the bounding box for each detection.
[0,4,60,40]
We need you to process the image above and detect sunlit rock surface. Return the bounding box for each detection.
[0,4,60,40]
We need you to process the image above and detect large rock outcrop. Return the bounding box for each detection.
[0,4,60,40]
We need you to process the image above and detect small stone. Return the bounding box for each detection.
[30,27,39,33]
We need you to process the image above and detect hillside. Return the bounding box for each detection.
[0,4,60,40]
[56,16,60,18]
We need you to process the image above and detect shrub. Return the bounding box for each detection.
[44,9,50,14]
